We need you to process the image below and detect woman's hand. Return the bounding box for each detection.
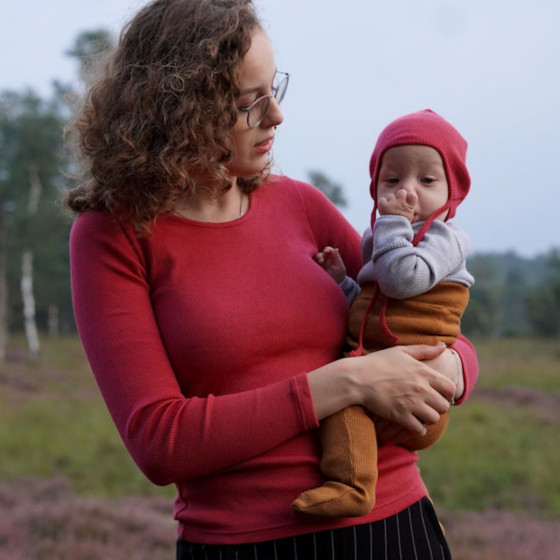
[424,348,464,402]
[368,415,415,446]
[353,344,455,436]
[370,347,464,445]
[307,343,456,436]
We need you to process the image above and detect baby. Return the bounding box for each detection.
[292,109,474,518]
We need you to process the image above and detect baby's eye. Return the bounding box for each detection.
[421,177,435,185]
[387,178,400,185]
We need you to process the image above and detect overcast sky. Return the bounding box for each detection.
[3,0,559,257]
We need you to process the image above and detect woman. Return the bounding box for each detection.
[66,0,477,558]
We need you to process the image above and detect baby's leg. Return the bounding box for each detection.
[291,406,377,518]
[404,411,449,451]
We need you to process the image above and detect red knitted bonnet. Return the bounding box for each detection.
[368,109,470,244]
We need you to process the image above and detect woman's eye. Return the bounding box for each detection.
[238,95,258,110]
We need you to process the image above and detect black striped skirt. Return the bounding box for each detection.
[177,497,451,560]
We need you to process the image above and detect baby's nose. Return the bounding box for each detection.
[399,181,415,193]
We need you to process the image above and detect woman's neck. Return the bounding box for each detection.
[174,185,247,223]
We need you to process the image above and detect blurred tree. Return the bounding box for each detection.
[459,255,502,337]
[525,250,560,337]
[0,203,10,362]
[65,29,114,87]
[0,90,71,360]
[307,170,347,208]
[461,283,502,338]
[499,267,532,336]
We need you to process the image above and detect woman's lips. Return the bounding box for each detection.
[254,137,273,153]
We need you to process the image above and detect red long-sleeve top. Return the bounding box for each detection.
[70,176,478,544]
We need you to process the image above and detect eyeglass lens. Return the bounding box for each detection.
[247,73,289,128]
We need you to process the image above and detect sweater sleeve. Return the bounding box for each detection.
[338,276,361,304]
[70,212,318,486]
[450,334,478,405]
[371,217,473,298]
[293,179,362,279]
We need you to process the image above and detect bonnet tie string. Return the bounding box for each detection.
[347,283,398,356]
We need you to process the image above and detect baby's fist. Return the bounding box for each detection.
[378,189,417,222]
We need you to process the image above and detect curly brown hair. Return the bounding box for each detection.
[64,0,267,231]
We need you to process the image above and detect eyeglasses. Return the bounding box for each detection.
[239,71,290,128]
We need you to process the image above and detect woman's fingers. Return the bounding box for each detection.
[424,348,464,401]
[403,344,456,401]
[373,416,415,445]
[392,412,428,437]
[401,342,446,363]
[356,345,455,434]
[391,400,444,436]
[426,368,456,403]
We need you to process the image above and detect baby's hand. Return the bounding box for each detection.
[378,189,417,222]
[314,246,347,283]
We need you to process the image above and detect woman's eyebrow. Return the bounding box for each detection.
[238,69,278,97]
[239,85,261,96]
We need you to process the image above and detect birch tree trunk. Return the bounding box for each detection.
[21,250,39,359]
[48,304,59,338]
[21,165,42,360]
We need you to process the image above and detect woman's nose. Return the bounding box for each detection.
[262,97,284,128]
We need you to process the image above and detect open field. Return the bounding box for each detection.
[420,337,560,517]
[1,335,559,559]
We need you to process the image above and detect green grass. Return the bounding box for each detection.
[2,334,559,519]
[471,337,560,393]
[0,396,174,497]
[0,336,174,499]
[418,337,560,518]
[420,400,560,517]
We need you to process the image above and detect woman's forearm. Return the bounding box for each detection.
[307,343,455,436]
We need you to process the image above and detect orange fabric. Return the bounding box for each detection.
[292,406,378,518]
[292,280,468,517]
[345,280,468,453]
[347,281,470,350]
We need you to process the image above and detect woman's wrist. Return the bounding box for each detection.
[307,358,360,421]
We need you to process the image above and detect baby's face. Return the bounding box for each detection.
[376,145,449,223]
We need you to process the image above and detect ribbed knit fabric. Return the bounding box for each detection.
[292,405,378,518]
[70,175,479,545]
[348,282,469,349]
[344,280,467,472]
[177,497,451,559]
[292,278,469,518]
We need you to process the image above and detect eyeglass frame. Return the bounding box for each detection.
[238,71,290,129]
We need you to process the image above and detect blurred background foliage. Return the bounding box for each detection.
[1,29,559,363]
